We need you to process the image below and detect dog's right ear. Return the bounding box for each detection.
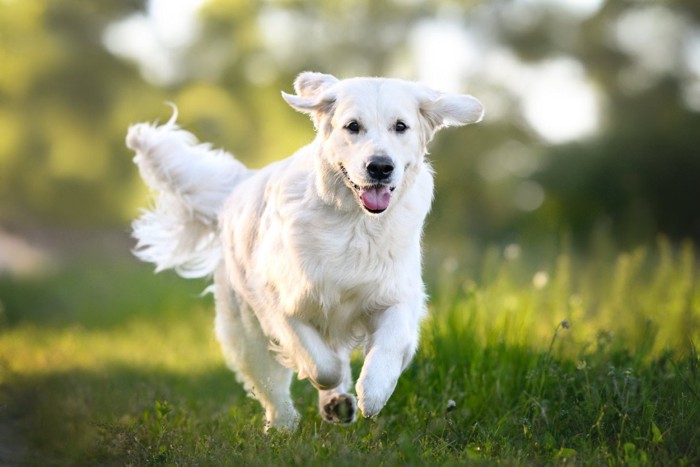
[282,72,338,126]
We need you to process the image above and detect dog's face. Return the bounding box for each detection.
[283,73,484,214]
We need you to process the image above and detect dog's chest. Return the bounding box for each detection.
[251,168,426,322]
[293,215,415,315]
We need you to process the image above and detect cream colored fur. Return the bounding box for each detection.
[127,73,483,431]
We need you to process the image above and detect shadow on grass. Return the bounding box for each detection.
[1,363,257,465]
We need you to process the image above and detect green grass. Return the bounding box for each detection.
[1,238,699,465]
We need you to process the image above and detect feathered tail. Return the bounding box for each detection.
[126,108,250,278]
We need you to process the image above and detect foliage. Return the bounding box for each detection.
[1,240,698,465]
[0,0,156,225]
[2,0,700,247]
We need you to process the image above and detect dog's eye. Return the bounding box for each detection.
[344,120,361,134]
[394,120,408,133]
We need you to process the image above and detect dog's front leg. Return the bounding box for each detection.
[281,317,344,390]
[356,304,421,418]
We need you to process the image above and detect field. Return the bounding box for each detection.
[1,235,699,465]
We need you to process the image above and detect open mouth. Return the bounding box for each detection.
[339,164,395,214]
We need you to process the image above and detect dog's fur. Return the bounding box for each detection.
[126,72,483,431]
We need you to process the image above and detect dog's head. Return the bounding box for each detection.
[282,72,484,214]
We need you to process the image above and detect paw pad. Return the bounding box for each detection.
[321,394,357,425]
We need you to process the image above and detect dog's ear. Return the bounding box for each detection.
[419,90,484,135]
[281,72,338,125]
[293,72,338,98]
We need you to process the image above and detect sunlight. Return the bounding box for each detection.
[102,0,605,144]
[102,0,205,85]
[521,58,601,144]
[483,50,601,144]
[410,19,481,93]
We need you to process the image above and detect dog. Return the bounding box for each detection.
[126,72,483,431]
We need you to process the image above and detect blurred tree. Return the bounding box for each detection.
[515,1,700,245]
[1,0,699,251]
[0,0,160,226]
[426,0,700,248]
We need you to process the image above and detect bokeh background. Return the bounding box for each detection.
[2,2,700,462]
[1,0,700,269]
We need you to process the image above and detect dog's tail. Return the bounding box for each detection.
[126,107,250,278]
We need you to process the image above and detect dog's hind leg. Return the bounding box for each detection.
[318,351,357,425]
[213,269,299,432]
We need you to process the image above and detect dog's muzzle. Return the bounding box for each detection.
[339,162,396,214]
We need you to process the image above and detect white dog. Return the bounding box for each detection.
[126,72,483,431]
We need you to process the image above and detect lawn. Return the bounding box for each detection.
[0,236,698,465]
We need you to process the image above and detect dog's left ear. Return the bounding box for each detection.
[292,72,338,99]
[282,72,338,126]
[419,91,485,134]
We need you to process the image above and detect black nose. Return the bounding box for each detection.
[366,156,394,181]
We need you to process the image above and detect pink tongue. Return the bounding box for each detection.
[360,186,392,212]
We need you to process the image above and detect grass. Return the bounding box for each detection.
[0,236,699,465]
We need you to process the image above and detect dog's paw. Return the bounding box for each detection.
[320,393,357,425]
[264,405,300,433]
[356,376,396,418]
[356,392,386,419]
